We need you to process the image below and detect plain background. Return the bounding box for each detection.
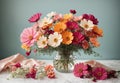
[0,0,120,60]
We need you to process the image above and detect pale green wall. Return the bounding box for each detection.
[0,0,120,60]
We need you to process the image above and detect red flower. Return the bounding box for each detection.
[26,50,31,56]
[66,21,80,31]
[92,67,107,80]
[14,62,21,68]
[82,14,98,25]
[72,32,85,45]
[28,13,42,23]
[70,9,76,14]
[73,63,89,78]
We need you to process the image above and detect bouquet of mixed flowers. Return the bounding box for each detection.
[20,9,103,56]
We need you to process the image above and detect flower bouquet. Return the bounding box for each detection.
[20,9,103,72]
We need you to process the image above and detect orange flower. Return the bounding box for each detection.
[82,40,89,49]
[62,31,74,45]
[86,31,97,38]
[54,22,66,33]
[93,26,103,37]
[90,38,100,47]
[44,65,54,71]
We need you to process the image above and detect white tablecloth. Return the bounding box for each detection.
[0,60,120,83]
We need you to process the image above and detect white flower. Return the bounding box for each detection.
[48,32,62,47]
[40,17,53,27]
[37,36,47,48]
[80,19,94,31]
[47,11,56,18]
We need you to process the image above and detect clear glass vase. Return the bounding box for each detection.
[53,50,75,73]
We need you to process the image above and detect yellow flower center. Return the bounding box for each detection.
[42,41,46,45]
[84,24,89,28]
[29,36,33,40]
[66,37,70,41]
[54,38,58,43]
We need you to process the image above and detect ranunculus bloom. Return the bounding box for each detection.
[72,32,85,45]
[66,21,80,31]
[28,13,42,23]
[73,63,89,78]
[62,31,74,45]
[92,67,107,80]
[82,14,98,25]
[20,27,38,47]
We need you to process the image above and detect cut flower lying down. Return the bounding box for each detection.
[73,60,119,82]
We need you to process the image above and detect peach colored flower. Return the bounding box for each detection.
[62,31,74,45]
[90,38,100,47]
[93,26,103,37]
[82,40,89,49]
[47,70,55,78]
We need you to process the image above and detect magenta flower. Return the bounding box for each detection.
[73,63,89,78]
[28,13,42,23]
[82,14,98,25]
[92,67,108,80]
[66,21,79,31]
[20,27,38,47]
[70,9,76,14]
[72,32,85,45]
[14,62,21,68]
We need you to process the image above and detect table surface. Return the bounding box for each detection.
[0,60,120,83]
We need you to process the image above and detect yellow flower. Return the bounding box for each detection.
[21,44,30,51]
[54,22,66,33]
[62,31,74,45]
[63,13,73,20]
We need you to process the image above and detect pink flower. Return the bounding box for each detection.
[53,14,62,21]
[73,63,89,78]
[92,67,107,80]
[20,27,38,47]
[66,21,80,31]
[72,32,85,45]
[70,9,76,14]
[73,16,82,21]
[82,14,98,25]
[28,13,42,23]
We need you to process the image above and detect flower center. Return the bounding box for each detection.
[84,24,89,28]
[66,37,70,41]
[42,41,46,45]
[54,38,58,43]
[29,36,33,40]
[79,68,83,73]
[97,72,102,76]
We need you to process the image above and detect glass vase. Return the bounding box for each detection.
[53,50,75,73]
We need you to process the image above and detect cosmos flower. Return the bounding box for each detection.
[48,32,62,47]
[92,67,107,80]
[80,19,94,31]
[73,63,89,78]
[54,22,66,33]
[37,36,48,48]
[62,31,74,45]
[20,27,38,47]
[28,13,42,23]
[40,17,53,27]
[82,14,99,25]
[72,32,85,45]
